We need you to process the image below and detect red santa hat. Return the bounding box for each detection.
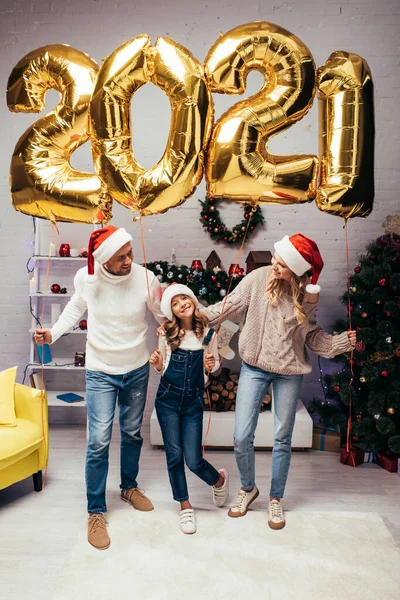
[273,234,324,293]
[160,283,199,321]
[87,226,133,281]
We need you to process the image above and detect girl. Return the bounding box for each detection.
[150,284,229,534]
[201,234,356,530]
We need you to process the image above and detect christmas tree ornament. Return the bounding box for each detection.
[385,310,391,317]
[51,283,60,294]
[396,350,400,358]
[199,286,208,296]
[387,407,396,415]
[381,369,388,377]
[361,312,368,318]
[354,265,361,273]
[191,260,203,270]
[369,254,375,260]
[353,435,359,442]
[356,412,363,420]
[219,289,227,296]
[376,299,381,304]
[360,376,366,383]
[351,286,357,293]
[378,278,387,286]
[167,271,174,279]
[374,414,380,420]
[79,320,87,330]
[356,341,366,352]
[386,337,392,344]
[333,385,340,392]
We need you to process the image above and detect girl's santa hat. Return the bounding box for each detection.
[274,233,324,293]
[160,283,199,320]
[87,226,132,281]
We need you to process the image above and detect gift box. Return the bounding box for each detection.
[376,452,399,473]
[312,426,341,453]
[340,445,365,467]
[363,450,377,463]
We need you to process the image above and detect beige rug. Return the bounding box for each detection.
[53,505,400,600]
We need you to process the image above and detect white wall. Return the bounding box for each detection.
[0,0,399,405]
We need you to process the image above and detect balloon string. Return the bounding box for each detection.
[202,210,254,454]
[38,222,59,490]
[344,219,356,467]
[139,214,155,422]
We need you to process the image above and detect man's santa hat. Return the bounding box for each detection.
[87,226,132,281]
[274,234,324,293]
[160,283,199,321]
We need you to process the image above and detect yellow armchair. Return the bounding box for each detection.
[0,384,49,492]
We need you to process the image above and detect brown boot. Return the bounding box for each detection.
[121,487,154,511]
[88,514,110,550]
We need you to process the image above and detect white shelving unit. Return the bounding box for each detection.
[26,220,97,413]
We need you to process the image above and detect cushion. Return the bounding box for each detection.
[0,366,17,427]
[0,418,43,470]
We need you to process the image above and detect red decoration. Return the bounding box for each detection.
[385,311,391,317]
[381,369,388,377]
[349,305,354,312]
[356,413,363,420]
[191,260,203,270]
[378,278,387,286]
[354,266,361,273]
[59,243,71,257]
[340,446,365,467]
[229,264,243,276]
[51,284,60,294]
[356,341,366,352]
[211,275,217,282]
[79,320,87,330]
[333,385,340,392]
[369,254,375,260]
[353,435,359,442]
[396,350,400,358]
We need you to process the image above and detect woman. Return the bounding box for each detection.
[202,233,356,530]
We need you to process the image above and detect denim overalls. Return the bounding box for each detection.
[155,337,220,502]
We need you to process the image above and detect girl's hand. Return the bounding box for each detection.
[204,353,215,372]
[149,349,163,371]
[347,330,357,348]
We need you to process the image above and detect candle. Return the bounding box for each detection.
[49,242,56,257]
[29,277,36,294]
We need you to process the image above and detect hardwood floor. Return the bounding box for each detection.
[1,423,399,599]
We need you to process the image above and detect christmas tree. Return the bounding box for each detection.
[312,216,400,455]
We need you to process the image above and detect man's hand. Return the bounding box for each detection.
[34,328,52,346]
[149,349,163,371]
[204,353,215,372]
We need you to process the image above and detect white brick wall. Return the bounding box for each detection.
[0,0,398,405]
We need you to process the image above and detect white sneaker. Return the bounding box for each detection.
[268,499,285,530]
[180,509,197,534]
[228,486,259,518]
[212,469,229,507]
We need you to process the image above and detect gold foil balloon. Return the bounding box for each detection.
[204,22,318,206]
[90,35,213,217]
[316,51,375,219]
[7,45,113,224]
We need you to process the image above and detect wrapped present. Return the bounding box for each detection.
[376,452,399,473]
[312,426,341,453]
[340,445,365,467]
[363,450,377,463]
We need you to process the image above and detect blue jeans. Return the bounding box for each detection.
[85,362,149,514]
[155,380,220,502]
[234,361,303,499]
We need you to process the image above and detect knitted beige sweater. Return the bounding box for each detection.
[202,266,352,375]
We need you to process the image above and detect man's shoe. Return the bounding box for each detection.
[268,499,286,530]
[228,486,259,518]
[121,487,154,511]
[88,513,110,550]
[180,509,196,534]
[212,469,229,507]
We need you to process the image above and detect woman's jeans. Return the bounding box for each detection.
[234,361,303,499]
[156,381,220,501]
[85,362,149,514]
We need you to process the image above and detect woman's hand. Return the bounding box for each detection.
[149,349,163,371]
[204,353,215,372]
[347,330,357,348]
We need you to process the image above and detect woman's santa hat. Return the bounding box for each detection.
[274,234,324,293]
[160,283,199,320]
[87,226,132,281]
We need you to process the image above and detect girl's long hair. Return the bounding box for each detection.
[265,271,309,323]
[165,302,208,352]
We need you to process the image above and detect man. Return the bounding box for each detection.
[35,226,164,550]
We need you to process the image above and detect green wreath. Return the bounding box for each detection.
[199,197,265,245]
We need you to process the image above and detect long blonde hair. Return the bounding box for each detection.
[165,302,208,352]
[265,271,309,323]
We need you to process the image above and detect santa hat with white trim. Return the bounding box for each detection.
[160,283,199,321]
[87,226,133,282]
[274,233,324,293]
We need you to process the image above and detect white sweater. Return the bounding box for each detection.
[50,263,164,374]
